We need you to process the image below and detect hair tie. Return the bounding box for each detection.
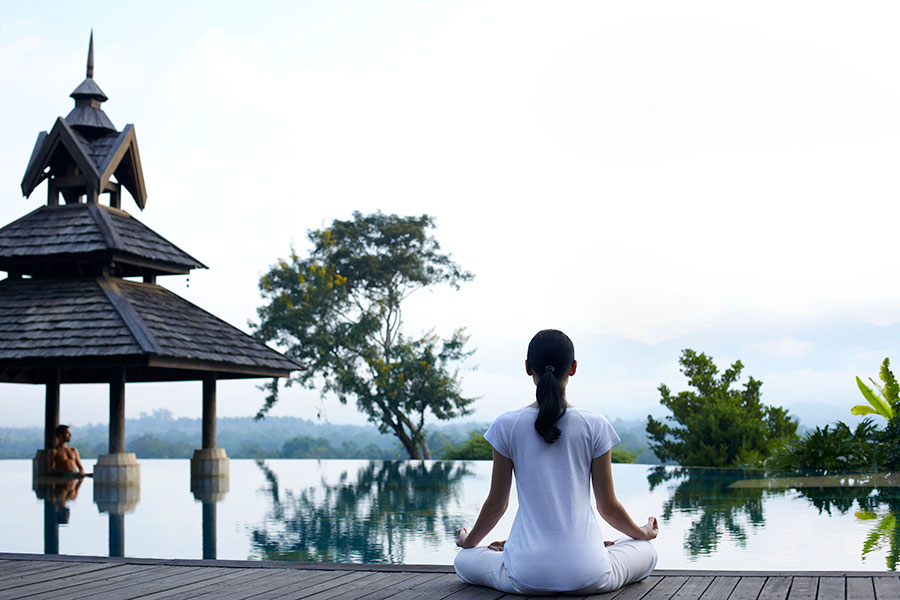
[545,365,555,373]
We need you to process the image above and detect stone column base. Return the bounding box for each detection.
[94,483,140,514]
[191,448,229,478]
[191,475,230,503]
[93,453,140,486]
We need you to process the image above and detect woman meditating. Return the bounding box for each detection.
[454,329,659,595]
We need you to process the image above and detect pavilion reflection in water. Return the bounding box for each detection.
[33,471,229,560]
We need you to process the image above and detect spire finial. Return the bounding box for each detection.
[86,30,94,79]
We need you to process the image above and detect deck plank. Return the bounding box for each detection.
[0,560,119,589]
[0,560,79,581]
[1,556,899,600]
[847,578,875,600]
[440,582,508,600]
[670,576,714,600]
[817,577,844,600]
[232,569,357,600]
[759,577,793,600]
[788,576,819,600]
[326,571,424,600]
[266,571,376,600]
[266,571,380,600]
[187,568,314,600]
[129,565,287,600]
[605,575,662,600]
[872,576,900,600]
[728,577,767,600]
[0,563,130,597]
[88,566,239,600]
[642,576,687,600]
[698,576,739,600]
[21,565,171,600]
[378,573,469,600]
[358,572,445,600]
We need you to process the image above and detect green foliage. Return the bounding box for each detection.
[254,212,475,459]
[859,512,899,571]
[879,416,900,471]
[853,358,898,421]
[280,435,394,459]
[646,349,798,467]
[611,447,638,463]
[439,431,493,460]
[128,434,193,458]
[767,420,878,473]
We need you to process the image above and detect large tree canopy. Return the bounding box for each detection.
[646,349,797,467]
[254,212,475,459]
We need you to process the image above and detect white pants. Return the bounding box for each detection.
[454,538,658,596]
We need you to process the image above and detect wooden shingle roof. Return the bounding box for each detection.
[0,203,204,276]
[21,117,146,209]
[0,276,300,384]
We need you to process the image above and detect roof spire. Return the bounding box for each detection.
[86,29,94,79]
[67,30,116,135]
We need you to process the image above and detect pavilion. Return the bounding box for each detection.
[0,33,300,487]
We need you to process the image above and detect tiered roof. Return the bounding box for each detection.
[0,276,299,383]
[0,203,204,277]
[0,33,300,385]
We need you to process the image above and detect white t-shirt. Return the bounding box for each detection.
[483,406,620,592]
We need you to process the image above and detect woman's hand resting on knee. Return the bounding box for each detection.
[639,517,659,540]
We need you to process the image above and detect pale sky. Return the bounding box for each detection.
[2,2,900,430]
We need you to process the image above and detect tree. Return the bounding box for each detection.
[646,349,797,467]
[440,430,494,460]
[254,211,475,459]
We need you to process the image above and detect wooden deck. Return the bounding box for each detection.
[0,553,897,600]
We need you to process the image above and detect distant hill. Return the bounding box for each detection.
[0,409,665,462]
[0,409,493,460]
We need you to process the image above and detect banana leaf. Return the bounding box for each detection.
[855,376,893,420]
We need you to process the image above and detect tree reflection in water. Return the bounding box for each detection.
[250,460,472,563]
[795,484,900,571]
[650,467,900,570]
[648,467,768,558]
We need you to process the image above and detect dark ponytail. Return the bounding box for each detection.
[527,330,575,444]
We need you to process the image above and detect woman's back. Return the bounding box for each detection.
[484,406,620,591]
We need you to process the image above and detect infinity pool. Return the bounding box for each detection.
[3,459,898,570]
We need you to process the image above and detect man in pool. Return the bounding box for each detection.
[47,425,85,478]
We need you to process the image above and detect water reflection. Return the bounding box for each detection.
[650,467,900,570]
[250,460,472,563]
[648,467,768,557]
[34,477,84,554]
[793,484,900,571]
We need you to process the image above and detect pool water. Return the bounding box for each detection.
[3,459,898,570]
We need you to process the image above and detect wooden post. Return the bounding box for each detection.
[44,370,61,449]
[43,500,59,555]
[202,501,216,560]
[109,369,126,454]
[47,179,59,206]
[202,375,217,450]
[108,514,125,558]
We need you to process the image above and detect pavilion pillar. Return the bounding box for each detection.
[94,368,140,487]
[191,373,229,482]
[109,370,125,454]
[33,369,61,478]
[201,501,217,560]
[202,375,216,449]
[108,514,125,558]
